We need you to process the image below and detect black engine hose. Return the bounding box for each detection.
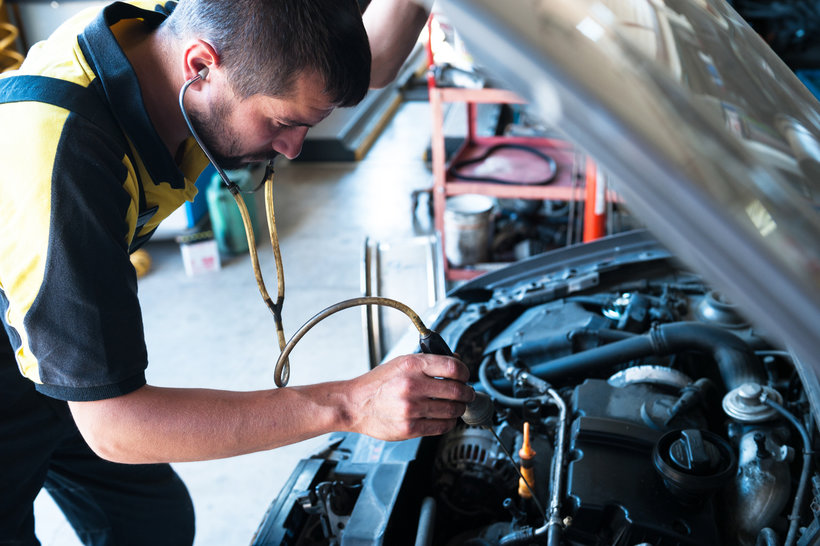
[487,322,763,392]
[511,328,635,362]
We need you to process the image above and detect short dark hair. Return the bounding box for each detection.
[166,0,371,106]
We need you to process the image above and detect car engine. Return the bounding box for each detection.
[253,233,818,546]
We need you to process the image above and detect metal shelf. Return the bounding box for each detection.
[429,85,584,281]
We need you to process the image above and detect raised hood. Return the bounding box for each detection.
[433,0,820,395]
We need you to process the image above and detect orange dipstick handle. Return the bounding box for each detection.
[518,422,536,499]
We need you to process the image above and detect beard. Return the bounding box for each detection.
[187,100,276,170]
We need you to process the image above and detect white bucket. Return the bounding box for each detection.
[444,194,494,266]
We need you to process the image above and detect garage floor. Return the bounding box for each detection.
[33,100,439,546]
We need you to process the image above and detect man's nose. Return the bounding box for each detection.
[273,126,309,160]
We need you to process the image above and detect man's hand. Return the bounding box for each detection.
[344,353,475,441]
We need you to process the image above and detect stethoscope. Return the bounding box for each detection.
[178,66,247,195]
[176,67,447,389]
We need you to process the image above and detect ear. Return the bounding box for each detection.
[182,39,220,83]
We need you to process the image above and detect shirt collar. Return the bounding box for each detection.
[78,2,189,189]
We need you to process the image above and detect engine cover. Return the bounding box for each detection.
[565,379,723,545]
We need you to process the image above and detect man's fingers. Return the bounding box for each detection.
[414,399,467,420]
[412,353,471,383]
[419,375,475,404]
[409,417,460,438]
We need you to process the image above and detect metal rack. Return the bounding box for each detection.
[429,85,599,280]
[425,17,614,281]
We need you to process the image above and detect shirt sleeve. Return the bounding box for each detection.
[2,105,148,401]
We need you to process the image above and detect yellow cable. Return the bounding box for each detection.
[264,170,289,383]
[0,0,24,73]
[234,163,431,388]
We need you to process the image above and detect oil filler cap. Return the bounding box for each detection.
[653,429,736,505]
[669,429,719,473]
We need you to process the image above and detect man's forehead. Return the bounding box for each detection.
[252,92,335,125]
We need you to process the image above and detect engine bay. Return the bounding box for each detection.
[253,232,818,546]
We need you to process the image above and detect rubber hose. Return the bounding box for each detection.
[516,322,762,391]
[763,397,813,546]
[511,327,634,362]
[274,296,429,387]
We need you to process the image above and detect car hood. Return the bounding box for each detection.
[432,0,820,401]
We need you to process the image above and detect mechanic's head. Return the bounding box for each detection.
[167,0,371,165]
[166,0,371,106]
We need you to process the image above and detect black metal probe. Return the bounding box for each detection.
[418,330,494,428]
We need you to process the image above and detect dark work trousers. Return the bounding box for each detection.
[0,328,195,546]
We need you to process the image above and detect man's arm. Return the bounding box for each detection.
[364,0,431,88]
[68,353,473,464]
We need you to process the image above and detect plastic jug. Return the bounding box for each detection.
[206,168,257,255]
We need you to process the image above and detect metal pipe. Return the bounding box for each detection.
[727,430,791,544]
[545,386,567,544]
[481,350,567,541]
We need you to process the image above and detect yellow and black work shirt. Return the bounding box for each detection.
[0,1,208,401]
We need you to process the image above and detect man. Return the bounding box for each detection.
[0,0,472,544]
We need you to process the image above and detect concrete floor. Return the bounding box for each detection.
[33,100,440,546]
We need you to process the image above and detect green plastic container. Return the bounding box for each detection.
[206,168,257,255]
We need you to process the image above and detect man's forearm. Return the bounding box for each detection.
[68,353,473,464]
[69,383,353,464]
[364,0,430,88]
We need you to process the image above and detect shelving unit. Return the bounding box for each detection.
[429,85,593,281]
[424,15,616,281]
